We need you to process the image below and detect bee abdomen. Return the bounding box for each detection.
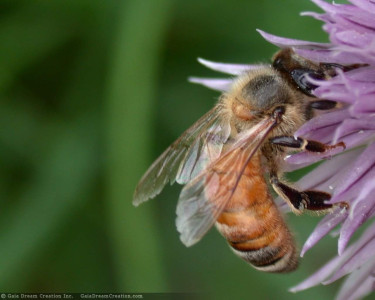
[216,208,298,273]
[230,242,298,273]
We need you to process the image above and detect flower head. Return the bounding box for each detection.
[190,0,375,299]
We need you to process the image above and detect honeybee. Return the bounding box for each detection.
[133,48,349,273]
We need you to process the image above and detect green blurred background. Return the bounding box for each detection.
[0,0,347,298]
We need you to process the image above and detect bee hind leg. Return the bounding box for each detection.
[270,176,348,214]
[270,136,345,153]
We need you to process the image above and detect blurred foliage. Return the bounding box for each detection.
[0,0,348,299]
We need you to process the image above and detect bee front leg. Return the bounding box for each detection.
[270,175,348,214]
[270,136,345,153]
[309,100,338,110]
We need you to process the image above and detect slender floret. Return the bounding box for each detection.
[190,0,375,299]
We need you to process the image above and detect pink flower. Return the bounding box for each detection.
[191,1,375,299]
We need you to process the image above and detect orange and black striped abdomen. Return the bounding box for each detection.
[215,153,298,273]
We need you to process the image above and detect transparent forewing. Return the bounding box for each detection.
[175,116,231,184]
[176,117,276,247]
[133,105,231,206]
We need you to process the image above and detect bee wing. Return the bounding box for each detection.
[176,116,276,247]
[133,105,231,206]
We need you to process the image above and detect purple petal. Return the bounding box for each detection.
[301,211,347,256]
[296,148,361,191]
[295,109,350,138]
[344,67,375,82]
[335,30,373,48]
[295,48,370,64]
[330,177,367,205]
[351,94,375,115]
[338,129,375,149]
[332,141,375,197]
[332,118,375,143]
[197,58,262,75]
[338,182,375,254]
[325,228,375,283]
[335,259,375,300]
[335,46,375,65]
[339,275,375,300]
[341,81,375,97]
[325,14,374,36]
[301,11,331,23]
[309,0,342,13]
[330,159,375,208]
[349,0,375,12]
[340,10,375,32]
[188,77,232,92]
[289,253,343,292]
[300,126,337,144]
[257,29,330,49]
[313,87,356,103]
[293,221,375,293]
[311,0,375,29]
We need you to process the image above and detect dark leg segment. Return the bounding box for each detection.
[270,136,345,152]
[270,176,348,213]
[309,100,337,110]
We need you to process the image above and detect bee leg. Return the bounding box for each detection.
[270,176,349,213]
[309,100,338,110]
[270,136,345,153]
